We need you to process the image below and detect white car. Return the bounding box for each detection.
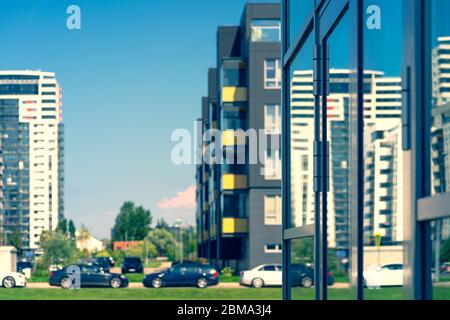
[240,264,282,288]
[0,271,27,288]
[364,264,404,288]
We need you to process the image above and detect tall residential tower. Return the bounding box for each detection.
[0,70,64,252]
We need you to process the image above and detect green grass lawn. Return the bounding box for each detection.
[0,287,449,300]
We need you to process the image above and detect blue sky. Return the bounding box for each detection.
[0,0,277,239]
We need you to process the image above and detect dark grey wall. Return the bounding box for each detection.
[247,189,282,269]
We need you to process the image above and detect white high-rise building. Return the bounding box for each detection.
[0,70,64,251]
[433,37,450,107]
[290,69,403,250]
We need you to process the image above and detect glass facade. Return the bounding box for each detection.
[283,0,450,300]
[0,99,30,248]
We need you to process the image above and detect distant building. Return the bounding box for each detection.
[76,232,105,253]
[0,71,64,252]
[113,241,144,252]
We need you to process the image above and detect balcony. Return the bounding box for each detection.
[221,87,248,103]
[222,218,248,235]
[222,130,247,147]
[222,174,247,190]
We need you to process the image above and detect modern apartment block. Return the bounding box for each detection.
[0,70,64,252]
[196,3,282,271]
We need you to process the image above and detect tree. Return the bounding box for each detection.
[441,237,450,263]
[39,231,78,267]
[68,220,76,240]
[112,201,152,242]
[156,218,170,230]
[56,219,68,235]
[77,225,91,252]
[147,228,175,260]
[7,229,22,250]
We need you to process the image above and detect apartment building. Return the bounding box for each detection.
[0,70,64,252]
[196,3,282,271]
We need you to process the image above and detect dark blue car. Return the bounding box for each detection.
[143,262,219,289]
[49,264,129,289]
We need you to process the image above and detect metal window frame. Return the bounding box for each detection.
[282,0,362,300]
[283,0,450,302]
[404,0,450,300]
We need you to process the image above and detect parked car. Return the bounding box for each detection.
[290,264,335,288]
[240,264,282,288]
[364,264,404,288]
[121,257,144,274]
[240,264,334,288]
[440,262,450,274]
[16,261,33,273]
[86,258,111,272]
[0,271,27,288]
[49,264,129,289]
[143,262,219,289]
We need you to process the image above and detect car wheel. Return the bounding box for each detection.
[197,277,208,289]
[2,276,16,289]
[60,277,71,289]
[301,276,313,288]
[110,278,122,289]
[252,278,264,289]
[152,278,163,289]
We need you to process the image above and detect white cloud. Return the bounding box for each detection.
[157,184,196,210]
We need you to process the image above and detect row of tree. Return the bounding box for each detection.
[36,202,196,271]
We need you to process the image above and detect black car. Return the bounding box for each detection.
[49,264,129,289]
[121,257,144,274]
[143,262,219,289]
[89,258,111,273]
[17,261,33,273]
[290,264,335,288]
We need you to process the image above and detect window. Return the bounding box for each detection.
[221,59,246,87]
[264,59,282,89]
[260,265,277,271]
[265,244,282,253]
[251,20,281,42]
[264,104,281,133]
[221,106,246,130]
[264,148,281,180]
[264,195,282,225]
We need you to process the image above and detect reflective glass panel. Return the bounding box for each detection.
[363,0,404,300]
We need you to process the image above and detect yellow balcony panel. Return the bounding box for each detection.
[222,130,247,147]
[222,174,248,190]
[222,218,248,234]
[222,87,248,103]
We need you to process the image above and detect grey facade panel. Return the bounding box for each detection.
[247,188,282,269]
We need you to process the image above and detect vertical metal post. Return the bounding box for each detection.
[281,0,292,301]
